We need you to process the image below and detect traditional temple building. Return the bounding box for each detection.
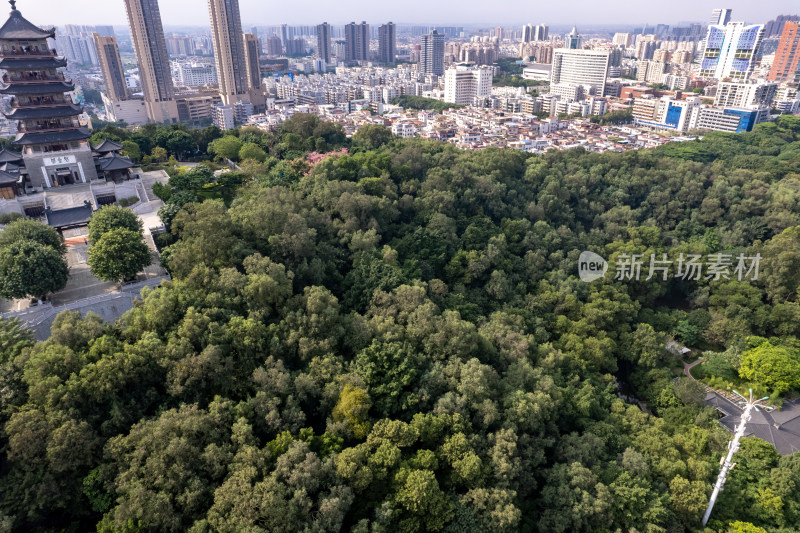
[0,0,98,191]
[93,139,135,182]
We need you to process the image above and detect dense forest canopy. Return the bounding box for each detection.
[2,115,800,532]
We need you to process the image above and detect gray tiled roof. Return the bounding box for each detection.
[0,80,74,95]
[0,56,66,69]
[0,147,22,162]
[0,168,17,185]
[705,393,800,455]
[14,127,90,145]
[0,8,54,40]
[45,202,93,228]
[93,138,124,153]
[5,104,83,120]
[97,152,135,171]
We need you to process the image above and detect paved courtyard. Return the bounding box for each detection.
[1,171,171,315]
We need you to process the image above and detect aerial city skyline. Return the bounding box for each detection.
[9,0,797,26]
[0,0,795,218]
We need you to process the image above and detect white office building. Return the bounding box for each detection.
[232,100,254,123]
[690,106,767,133]
[102,93,149,125]
[444,65,493,105]
[714,81,777,108]
[700,21,764,80]
[637,60,667,84]
[391,121,417,138]
[633,96,702,133]
[174,62,218,87]
[710,8,733,26]
[212,103,235,131]
[550,48,610,99]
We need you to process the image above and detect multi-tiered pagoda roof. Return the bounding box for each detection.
[0,2,54,40]
[0,1,90,150]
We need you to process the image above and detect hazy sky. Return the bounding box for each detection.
[7,0,798,27]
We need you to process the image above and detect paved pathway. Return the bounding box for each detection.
[684,358,704,379]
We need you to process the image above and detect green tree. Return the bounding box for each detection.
[121,140,142,163]
[0,218,65,253]
[238,142,267,162]
[0,240,68,299]
[166,130,196,160]
[728,522,768,533]
[151,146,168,162]
[394,469,455,531]
[0,317,34,419]
[353,124,393,150]
[88,205,143,244]
[332,384,372,439]
[88,228,152,282]
[354,340,424,417]
[104,405,232,532]
[739,341,800,394]
[760,226,800,303]
[209,135,243,161]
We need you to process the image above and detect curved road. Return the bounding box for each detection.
[684,358,704,380]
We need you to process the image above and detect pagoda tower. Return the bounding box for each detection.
[0,0,97,190]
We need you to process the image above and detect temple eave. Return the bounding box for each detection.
[0,57,66,69]
[4,104,84,120]
[14,127,91,145]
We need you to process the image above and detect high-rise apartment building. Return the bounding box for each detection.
[93,34,128,102]
[613,33,634,47]
[534,24,548,41]
[524,24,548,42]
[700,19,764,80]
[124,0,178,122]
[768,21,800,83]
[635,38,657,60]
[284,38,305,56]
[710,8,732,26]
[714,81,777,108]
[344,21,369,62]
[266,35,282,57]
[95,25,115,38]
[165,35,195,57]
[522,24,534,42]
[174,62,217,86]
[280,23,289,50]
[764,15,800,38]
[379,22,396,64]
[673,50,693,64]
[637,60,666,84]
[420,29,445,76]
[207,0,249,105]
[444,65,492,105]
[317,22,331,64]
[551,48,610,98]
[565,27,583,49]
[244,33,261,90]
[55,32,99,66]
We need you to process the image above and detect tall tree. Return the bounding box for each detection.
[0,240,68,299]
[88,205,143,244]
[88,228,152,282]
